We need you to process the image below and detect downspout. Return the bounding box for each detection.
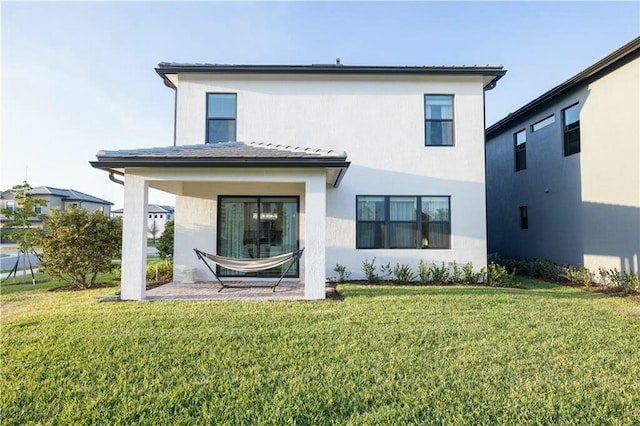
[173,87,178,146]
[483,80,497,261]
[109,171,125,186]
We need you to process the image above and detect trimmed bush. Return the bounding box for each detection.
[147,260,173,282]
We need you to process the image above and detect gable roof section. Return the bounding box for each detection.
[155,63,506,90]
[31,186,114,205]
[90,142,351,187]
[486,36,640,139]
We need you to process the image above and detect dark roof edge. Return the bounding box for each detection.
[486,36,640,138]
[155,64,506,90]
[90,159,351,169]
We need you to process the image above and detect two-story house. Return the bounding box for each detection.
[1,186,113,241]
[91,62,506,300]
[111,204,174,239]
[485,37,639,275]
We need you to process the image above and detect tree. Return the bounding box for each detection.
[0,181,47,283]
[39,208,122,288]
[156,219,174,259]
[148,219,159,243]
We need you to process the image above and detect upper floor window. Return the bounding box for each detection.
[207,93,237,143]
[562,103,580,156]
[532,114,555,132]
[6,200,15,211]
[34,205,43,214]
[514,129,527,171]
[425,95,454,146]
[356,195,451,249]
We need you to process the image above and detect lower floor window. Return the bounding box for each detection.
[356,195,451,249]
[218,196,299,277]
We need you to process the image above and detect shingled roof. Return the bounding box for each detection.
[90,142,351,186]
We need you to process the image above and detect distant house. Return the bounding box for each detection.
[111,204,174,239]
[0,186,113,242]
[485,37,639,275]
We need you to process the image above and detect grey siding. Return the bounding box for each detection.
[486,88,587,266]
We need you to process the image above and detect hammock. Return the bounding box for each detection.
[194,248,304,292]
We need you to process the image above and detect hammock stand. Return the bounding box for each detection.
[194,248,304,292]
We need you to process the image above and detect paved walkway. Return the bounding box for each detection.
[145,281,305,301]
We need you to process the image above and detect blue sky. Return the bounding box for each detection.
[2,1,638,207]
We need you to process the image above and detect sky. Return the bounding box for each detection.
[2,1,639,208]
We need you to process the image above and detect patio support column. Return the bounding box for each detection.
[304,173,326,300]
[121,173,148,300]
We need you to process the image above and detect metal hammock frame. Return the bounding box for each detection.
[194,248,304,292]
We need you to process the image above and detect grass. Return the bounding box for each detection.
[1,279,639,424]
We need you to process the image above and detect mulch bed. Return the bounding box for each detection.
[325,283,344,300]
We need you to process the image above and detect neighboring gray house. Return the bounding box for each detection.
[485,37,639,275]
[1,186,113,231]
[111,204,174,239]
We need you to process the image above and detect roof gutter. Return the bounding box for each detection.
[486,36,640,138]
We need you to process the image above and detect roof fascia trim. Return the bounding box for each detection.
[486,37,640,138]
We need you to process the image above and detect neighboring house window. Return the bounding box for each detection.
[532,114,555,132]
[424,95,454,146]
[6,201,15,211]
[520,206,528,230]
[207,93,237,143]
[514,129,527,171]
[563,103,580,156]
[356,196,450,249]
[34,205,43,214]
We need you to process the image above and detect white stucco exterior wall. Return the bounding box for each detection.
[580,56,640,273]
[168,74,488,279]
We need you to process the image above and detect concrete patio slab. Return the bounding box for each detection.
[144,281,305,301]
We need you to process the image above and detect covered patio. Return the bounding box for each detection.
[90,142,349,301]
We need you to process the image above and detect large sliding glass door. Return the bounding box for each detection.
[218,196,299,277]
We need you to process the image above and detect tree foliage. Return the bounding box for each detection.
[156,219,174,259]
[39,208,122,288]
[0,181,47,250]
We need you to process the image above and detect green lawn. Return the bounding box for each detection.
[1,279,639,425]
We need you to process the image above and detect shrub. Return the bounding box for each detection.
[361,258,380,283]
[156,220,174,259]
[418,260,430,284]
[393,263,416,284]
[487,262,517,287]
[379,263,393,284]
[451,261,462,284]
[147,260,173,282]
[332,264,351,284]
[560,264,594,288]
[428,262,450,284]
[499,257,563,281]
[609,269,639,294]
[39,208,122,288]
[462,262,485,285]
